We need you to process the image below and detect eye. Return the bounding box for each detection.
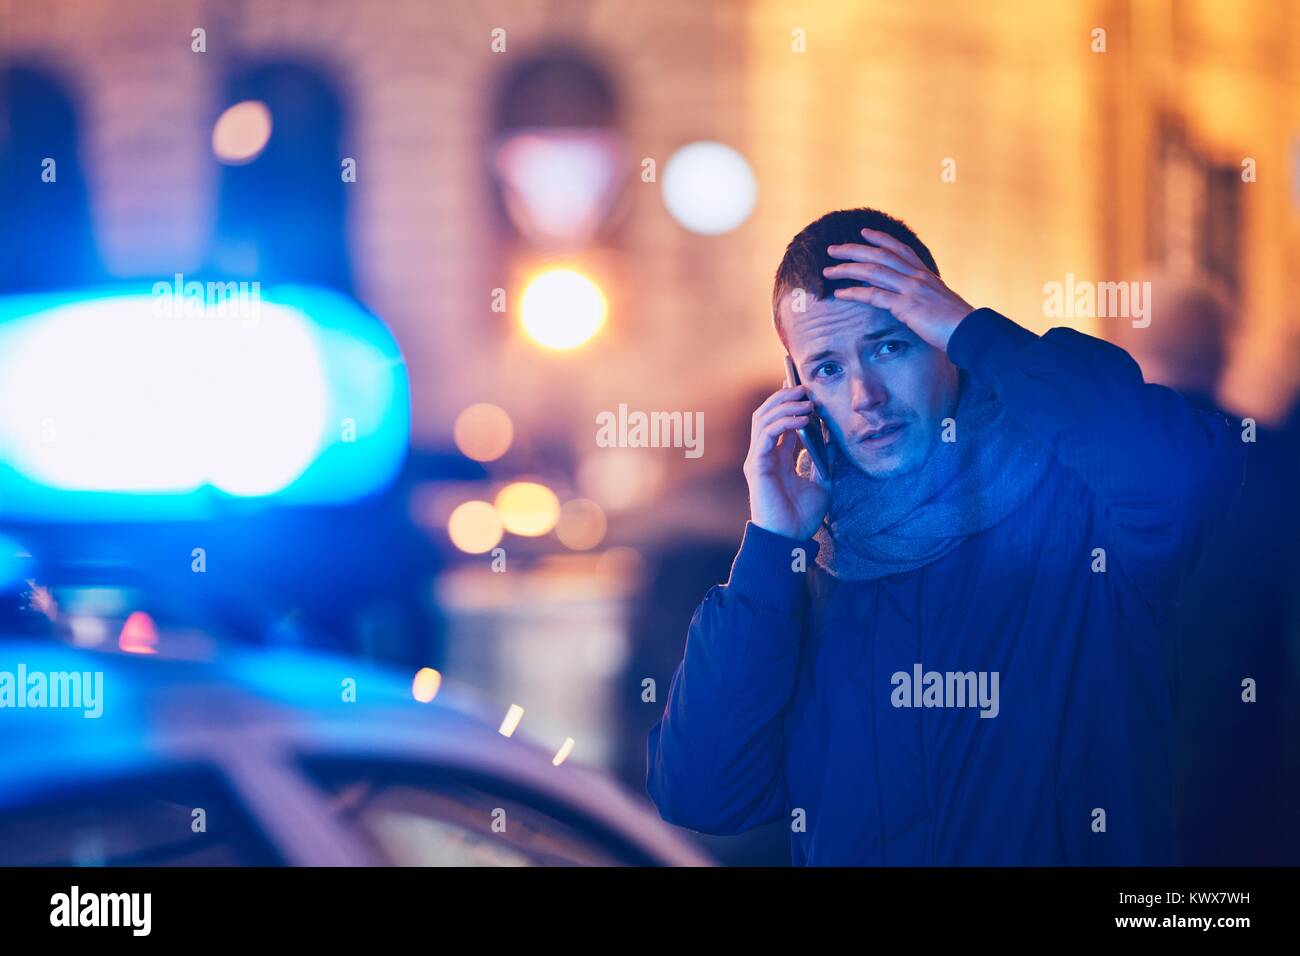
[814,361,842,379]
[875,340,908,359]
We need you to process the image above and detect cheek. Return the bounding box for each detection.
[812,387,853,439]
[906,356,955,418]
[879,365,928,417]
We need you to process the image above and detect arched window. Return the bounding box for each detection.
[0,63,102,291]
[489,50,626,248]
[209,61,354,293]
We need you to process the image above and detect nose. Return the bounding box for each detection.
[850,369,888,415]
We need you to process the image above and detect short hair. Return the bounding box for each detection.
[772,207,940,347]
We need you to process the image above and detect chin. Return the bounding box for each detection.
[847,440,926,480]
[864,462,916,480]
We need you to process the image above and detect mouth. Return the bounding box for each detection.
[857,422,906,449]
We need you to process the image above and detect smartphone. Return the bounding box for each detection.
[783,355,830,481]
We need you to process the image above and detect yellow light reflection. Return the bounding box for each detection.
[494,482,560,537]
[519,268,607,350]
[447,500,504,553]
[453,403,514,462]
[553,737,575,766]
[212,100,272,165]
[499,703,525,737]
[412,667,442,703]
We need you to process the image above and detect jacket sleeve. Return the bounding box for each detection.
[645,521,813,834]
[946,307,1248,620]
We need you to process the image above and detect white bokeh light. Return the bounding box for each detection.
[0,296,326,496]
[660,141,758,235]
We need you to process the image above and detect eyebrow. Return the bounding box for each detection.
[804,326,908,366]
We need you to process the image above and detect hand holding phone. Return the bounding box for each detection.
[742,358,832,540]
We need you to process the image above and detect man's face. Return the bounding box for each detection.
[779,292,960,480]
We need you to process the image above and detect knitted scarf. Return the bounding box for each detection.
[796,372,1054,580]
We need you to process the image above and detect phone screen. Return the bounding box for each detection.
[783,355,830,481]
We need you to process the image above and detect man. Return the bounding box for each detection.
[646,208,1247,865]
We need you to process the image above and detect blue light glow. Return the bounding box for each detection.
[0,285,409,519]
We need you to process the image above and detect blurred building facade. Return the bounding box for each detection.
[4,0,1297,454]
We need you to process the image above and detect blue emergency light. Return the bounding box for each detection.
[0,284,409,519]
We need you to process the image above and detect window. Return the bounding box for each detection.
[0,767,282,866]
[303,758,653,867]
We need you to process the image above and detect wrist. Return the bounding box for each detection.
[727,521,820,609]
[937,302,975,354]
[750,505,819,541]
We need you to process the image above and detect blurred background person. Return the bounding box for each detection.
[1117,274,1300,864]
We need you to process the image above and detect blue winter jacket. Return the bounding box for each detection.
[646,308,1247,865]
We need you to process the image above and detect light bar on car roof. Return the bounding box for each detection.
[0,284,409,519]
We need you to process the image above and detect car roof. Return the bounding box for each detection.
[0,638,488,794]
[0,639,711,865]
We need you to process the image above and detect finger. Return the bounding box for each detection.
[833,285,902,312]
[757,399,815,429]
[775,426,798,467]
[825,243,921,278]
[754,385,808,420]
[821,261,911,292]
[754,408,811,444]
[758,414,811,451]
[759,398,806,434]
[857,227,926,268]
[756,411,814,453]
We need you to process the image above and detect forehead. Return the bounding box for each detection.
[777,292,902,361]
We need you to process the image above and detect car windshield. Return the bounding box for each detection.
[303,758,651,867]
[0,768,282,866]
